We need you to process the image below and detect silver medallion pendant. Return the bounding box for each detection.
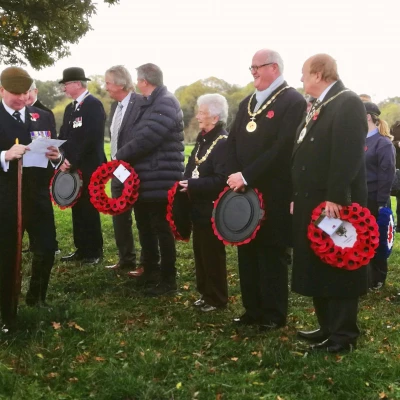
[297,127,307,144]
[192,167,199,179]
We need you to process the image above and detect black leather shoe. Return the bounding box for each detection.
[61,252,82,262]
[232,313,259,326]
[144,280,177,297]
[259,322,284,332]
[297,329,329,343]
[310,339,356,353]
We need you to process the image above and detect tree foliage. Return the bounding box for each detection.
[175,77,254,142]
[379,97,400,128]
[0,0,119,69]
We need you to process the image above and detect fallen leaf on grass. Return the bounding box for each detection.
[47,372,59,378]
[67,321,85,331]
[52,322,61,330]
[379,392,388,399]
[277,396,285,400]
[94,357,105,362]
[216,394,223,400]
[279,336,289,342]
[327,377,334,385]
[230,357,238,362]
[69,377,78,382]
[36,354,44,359]
[176,382,182,389]
[183,284,190,290]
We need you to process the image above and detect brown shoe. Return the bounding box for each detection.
[127,267,144,277]
[105,262,136,270]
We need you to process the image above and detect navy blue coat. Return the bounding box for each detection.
[116,85,184,202]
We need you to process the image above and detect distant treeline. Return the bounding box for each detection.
[35,77,400,143]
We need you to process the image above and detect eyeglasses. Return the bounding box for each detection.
[249,63,274,72]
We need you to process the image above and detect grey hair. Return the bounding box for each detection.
[197,93,229,125]
[29,81,37,90]
[106,65,134,91]
[136,63,163,87]
[80,81,88,88]
[266,50,284,74]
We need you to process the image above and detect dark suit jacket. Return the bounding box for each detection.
[59,93,106,183]
[291,80,369,297]
[33,99,56,133]
[0,103,57,248]
[226,82,307,246]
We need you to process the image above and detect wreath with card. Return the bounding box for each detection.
[89,160,140,216]
[307,202,379,270]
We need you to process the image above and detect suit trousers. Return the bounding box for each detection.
[134,201,174,278]
[111,178,136,266]
[313,296,360,345]
[237,235,288,326]
[193,223,227,307]
[72,186,103,258]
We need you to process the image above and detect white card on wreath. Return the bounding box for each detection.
[315,215,343,236]
[113,164,130,183]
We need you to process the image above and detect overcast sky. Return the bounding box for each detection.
[21,0,400,102]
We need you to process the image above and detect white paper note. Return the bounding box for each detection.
[113,164,131,183]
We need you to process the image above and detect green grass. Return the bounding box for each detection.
[1,146,400,399]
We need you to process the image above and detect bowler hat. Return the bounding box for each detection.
[364,102,381,117]
[59,67,91,84]
[0,67,33,94]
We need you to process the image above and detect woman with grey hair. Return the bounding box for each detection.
[179,93,229,312]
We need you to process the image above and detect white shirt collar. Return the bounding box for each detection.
[254,75,285,112]
[119,92,132,108]
[2,100,26,122]
[74,90,89,108]
[318,81,337,102]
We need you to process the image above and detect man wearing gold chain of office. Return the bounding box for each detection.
[226,48,306,331]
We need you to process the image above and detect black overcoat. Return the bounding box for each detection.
[59,94,106,184]
[226,82,307,246]
[291,81,369,297]
[184,124,228,226]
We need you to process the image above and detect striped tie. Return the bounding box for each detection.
[13,111,23,123]
[111,104,123,160]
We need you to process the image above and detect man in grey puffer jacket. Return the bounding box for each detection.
[116,63,184,296]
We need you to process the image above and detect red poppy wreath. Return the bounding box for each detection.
[308,202,379,270]
[89,160,140,216]
[166,181,192,242]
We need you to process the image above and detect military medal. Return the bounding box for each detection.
[246,119,257,132]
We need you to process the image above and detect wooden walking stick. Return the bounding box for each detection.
[10,138,23,321]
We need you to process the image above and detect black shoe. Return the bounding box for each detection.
[258,322,284,332]
[61,252,82,262]
[81,257,101,265]
[134,271,160,287]
[310,339,356,353]
[297,329,329,343]
[144,280,177,297]
[232,313,259,326]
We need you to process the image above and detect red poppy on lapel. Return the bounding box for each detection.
[312,112,319,121]
[30,113,40,121]
[364,146,368,151]
[266,110,274,119]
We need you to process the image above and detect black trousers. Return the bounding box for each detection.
[72,186,103,258]
[313,296,360,345]
[134,202,174,278]
[237,235,288,326]
[193,223,227,307]
[1,182,56,323]
[111,178,136,266]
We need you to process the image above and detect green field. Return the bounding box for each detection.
[1,144,400,399]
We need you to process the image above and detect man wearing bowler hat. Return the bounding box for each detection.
[0,67,61,328]
[58,67,106,265]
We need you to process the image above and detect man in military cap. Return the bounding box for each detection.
[0,66,61,328]
[58,67,106,264]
